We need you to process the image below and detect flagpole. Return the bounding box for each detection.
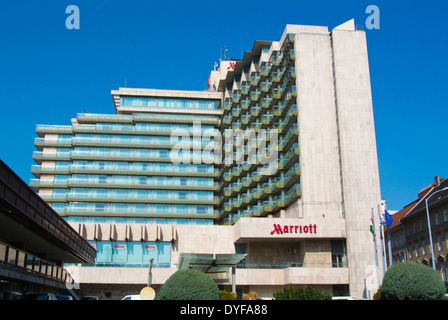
[387,225,392,267]
[371,208,380,289]
[378,205,387,275]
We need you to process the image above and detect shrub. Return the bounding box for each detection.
[381,262,445,300]
[220,290,236,300]
[373,286,382,300]
[273,285,332,300]
[158,269,220,300]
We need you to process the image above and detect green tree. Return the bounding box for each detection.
[158,269,220,300]
[273,285,332,300]
[381,262,445,300]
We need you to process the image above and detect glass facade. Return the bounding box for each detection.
[31,101,221,225]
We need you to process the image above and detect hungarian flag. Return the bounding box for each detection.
[370,218,375,240]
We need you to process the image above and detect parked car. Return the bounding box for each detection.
[122,295,141,300]
[55,295,73,300]
[81,296,99,300]
[21,293,57,300]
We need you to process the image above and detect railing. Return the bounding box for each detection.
[0,241,76,285]
[236,261,348,269]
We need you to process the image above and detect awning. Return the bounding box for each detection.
[178,253,246,273]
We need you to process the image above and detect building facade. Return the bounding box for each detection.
[30,21,384,299]
[388,177,448,290]
[0,160,95,300]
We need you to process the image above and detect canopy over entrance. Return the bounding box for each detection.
[178,253,246,273]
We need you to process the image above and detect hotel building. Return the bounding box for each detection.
[30,21,384,299]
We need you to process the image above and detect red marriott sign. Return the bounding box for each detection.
[270,223,317,235]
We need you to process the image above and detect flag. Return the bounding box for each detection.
[385,210,393,227]
[370,218,375,240]
[379,211,386,226]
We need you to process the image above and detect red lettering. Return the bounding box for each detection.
[270,224,283,235]
[227,62,236,70]
[270,224,318,235]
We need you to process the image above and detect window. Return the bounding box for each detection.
[438,235,443,251]
[112,242,127,265]
[96,241,112,264]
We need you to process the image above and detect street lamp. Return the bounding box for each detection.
[425,187,448,270]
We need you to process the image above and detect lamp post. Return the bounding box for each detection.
[424,187,448,270]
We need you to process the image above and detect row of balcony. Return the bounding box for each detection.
[222,103,297,134]
[32,150,216,164]
[221,140,299,180]
[222,182,301,224]
[42,194,219,205]
[30,178,220,191]
[223,163,300,198]
[34,136,216,151]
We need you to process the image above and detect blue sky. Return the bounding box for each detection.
[0,0,446,210]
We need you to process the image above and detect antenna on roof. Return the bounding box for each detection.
[221,46,227,61]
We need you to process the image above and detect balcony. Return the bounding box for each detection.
[260,63,271,77]
[250,106,261,117]
[250,91,261,102]
[232,122,242,130]
[261,113,273,124]
[232,91,241,103]
[273,85,285,99]
[271,52,283,66]
[271,70,284,82]
[252,171,262,182]
[241,84,250,95]
[252,188,264,199]
[287,86,297,100]
[232,107,241,117]
[250,74,260,86]
[223,115,232,125]
[224,101,232,111]
[287,104,298,117]
[264,182,276,194]
[224,171,233,182]
[264,199,276,212]
[242,160,251,170]
[224,202,233,212]
[289,49,295,60]
[241,114,250,125]
[233,166,243,177]
[242,176,252,187]
[241,99,250,109]
[293,143,300,155]
[224,186,233,197]
[260,81,272,93]
[233,197,243,208]
[273,102,286,116]
[253,205,264,216]
[261,97,272,109]
[289,67,296,78]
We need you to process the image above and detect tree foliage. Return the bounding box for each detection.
[381,262,445,300]
[158,269,220,300]
[273,285,332,300]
